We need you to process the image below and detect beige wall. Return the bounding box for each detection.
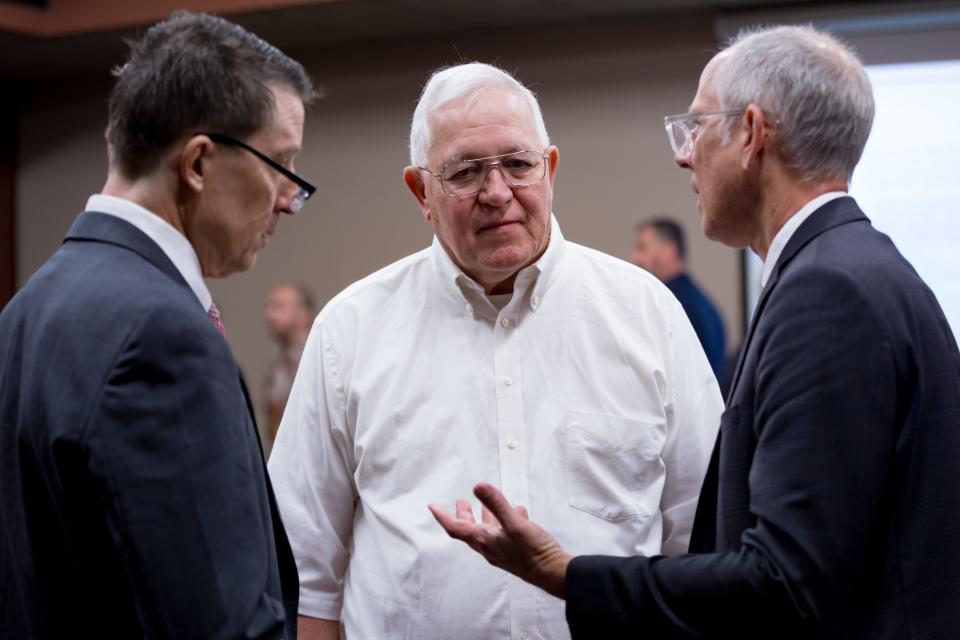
[16,14,741,434]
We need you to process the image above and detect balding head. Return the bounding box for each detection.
[710,25,874,183]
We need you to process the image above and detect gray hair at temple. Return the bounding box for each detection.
[408,62,550,167]
[713,25,875,183]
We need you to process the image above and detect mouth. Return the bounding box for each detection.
[478,220,521,233]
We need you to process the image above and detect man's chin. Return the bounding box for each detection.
[482,247,534,274]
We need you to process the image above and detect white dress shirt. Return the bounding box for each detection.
[760,191,848,287]
[269,215,723,640]
[85,194,212,310]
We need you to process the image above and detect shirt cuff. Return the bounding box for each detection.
[297,591,342,621]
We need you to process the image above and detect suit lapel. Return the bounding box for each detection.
[727,197,867,399]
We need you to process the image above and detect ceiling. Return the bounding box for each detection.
[0,0,940,77]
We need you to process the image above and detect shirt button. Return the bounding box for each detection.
[530,295,539,310]
[519,633,529,640]
[504,376,513,387]
[507,439,518,450]
[501,317,510,327]
[465,303,473,316]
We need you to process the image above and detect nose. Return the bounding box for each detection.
[674,150,692,170]
[477,163,513,205]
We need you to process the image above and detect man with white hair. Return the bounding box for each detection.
[268,62,722,639]
[431,26,960,639]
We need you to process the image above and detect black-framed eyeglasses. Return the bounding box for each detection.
[663,110,746,160]
[418,149,549,197]
[200,132,316,213]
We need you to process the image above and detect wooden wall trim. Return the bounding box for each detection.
[0,83,14,309]
[0,0,338,37]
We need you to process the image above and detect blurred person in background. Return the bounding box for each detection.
[264,282,315,444]
[632,218,726,379]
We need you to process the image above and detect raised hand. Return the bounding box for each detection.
[428,482,573,599]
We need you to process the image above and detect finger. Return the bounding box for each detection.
[456,499,476,521]
[428,503,456,530]
[428,503,482,542]
[515,505,530,520]
[481,504,502,527]
[473,483,523,533]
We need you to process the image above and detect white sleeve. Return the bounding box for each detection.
[658,298,724,555]
[267,320,357,620]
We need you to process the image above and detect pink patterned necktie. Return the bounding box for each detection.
[207,303,226,336]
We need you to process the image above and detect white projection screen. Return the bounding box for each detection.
[743,58,960,340]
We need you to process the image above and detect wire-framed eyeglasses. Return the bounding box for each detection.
[201,132,316,213]
[663,110,746,159]
[419,149,549,197]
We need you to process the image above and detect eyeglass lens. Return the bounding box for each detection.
[441,151,545,196]
[291,189,308,213]
[667,121,692,156]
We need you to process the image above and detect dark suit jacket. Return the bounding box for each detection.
[566,197,960,638]
[664,274,726,380]
[0,212,298,638]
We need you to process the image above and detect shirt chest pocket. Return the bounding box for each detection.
[564,410,666,521]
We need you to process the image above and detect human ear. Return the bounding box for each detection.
[740,105,767,171]
[180,135,215,194]
[545,146,560,186]
[403,166,431,222]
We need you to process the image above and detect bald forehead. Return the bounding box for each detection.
[691,52,728,110]
[429,87,537,152]
[433,87,532,124]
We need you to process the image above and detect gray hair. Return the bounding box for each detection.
[713,25,874,183]
[408,62,550,167]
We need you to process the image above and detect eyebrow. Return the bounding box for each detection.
[447,146,527,163]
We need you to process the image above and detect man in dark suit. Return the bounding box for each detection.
[0,12,315,638]
[632,218,726,379]
[430,25,960,638]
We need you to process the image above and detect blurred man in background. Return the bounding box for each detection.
[264,282,315,444]
[0,12,314,638]
[632,218,726,379]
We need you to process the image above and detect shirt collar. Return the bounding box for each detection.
[760,191,847,287]
[431,214,566,317]
[86,194,212,310]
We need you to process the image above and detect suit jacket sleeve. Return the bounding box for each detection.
[87,305,288,639]
[566,263,899,637]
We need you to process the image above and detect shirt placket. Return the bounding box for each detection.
[493,306,536,639]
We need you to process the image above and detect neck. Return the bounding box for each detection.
[487,275,518,295]
[657,262,685,283]
[101,170,186,236]
[280,327,308,349]
[751,177,847,260]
